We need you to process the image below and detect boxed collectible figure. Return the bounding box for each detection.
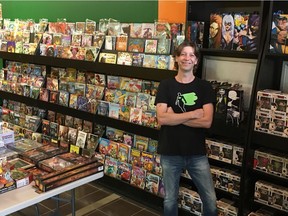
[268,152,285,177]
[254,150,270,172]
[269,185,284,210]
[254,180,271,205]
[232,144,244,166]
[220,142,233,163]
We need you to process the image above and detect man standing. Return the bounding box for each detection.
[155,41,218,216]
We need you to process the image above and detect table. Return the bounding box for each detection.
[0,171,104,216]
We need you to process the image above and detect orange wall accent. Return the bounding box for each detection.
[158,0,186,23]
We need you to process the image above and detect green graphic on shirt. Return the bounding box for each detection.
[175,92,198,112]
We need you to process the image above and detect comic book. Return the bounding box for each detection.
[130,148,142,167]
[85,46,99,62]
[46,77,59,91]
[69,93,78,109]
[116,161,132,182]
[136,92,150,111]
[95,85,105,100]
[117,52,133,66]
[74,82,86,96]
[130,23,142,38]
[108,102,120,119]
[98,137,110,155]
[157,38,171,54]
[120,23,131,35]
[52,33,62,45]
[129,107,142,125]
[75,130,87,148]
[58,90,69,107]
[154,22,171,39]
[65,115,74,128]
[142,110,158,128]
[149,95,156,110]
[49,121,59,145]
[104,35,116,50]
[130,166,146,189]
[128,78,142,93]
[106,127,124,142]
[134,135,149,152]
[153,154,162,176]
[61,34,71,46]
[141,151,154,172]
[144,39,158,54]
[97,100,109,116]
[141,23,155,39]
[30,87,40,99]
[156,55,170,70]
[42,119,50,136]
[77,95,89,112]
[124,92,136,108]
[81,34,93,47]
[142,54,157,68]
[94,73,106,86]
[104,156,118,178]
[93,32,105,49]
[73,118,83,130]
[107,75,121,89]
[127,38,145,52]
[59,125,69,149]
[148,139,158,153]
[47,110,56,122]
[151,81,160,96]
[98,52,117,64]
[119,105,130,122]
[76,22,85,33]
[67,82,76,94]
[116,35,128,51]
[68,127,77,145]
[49,91,59,104]
[107,140,119,159]
[56,113,65,125]
[83,120,93,133]
[117,143,131,163]
[82,133,99,156]
[71,32,82,46]
[132,53,145,67]
[145,172,160,195]
[85,84,98,101]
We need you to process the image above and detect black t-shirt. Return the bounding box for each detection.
[155,77,216,155]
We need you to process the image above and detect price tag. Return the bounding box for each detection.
[70,144,80,154]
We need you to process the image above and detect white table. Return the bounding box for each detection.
[0,171,104,216]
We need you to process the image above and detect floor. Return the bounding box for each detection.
[8,181,162,216]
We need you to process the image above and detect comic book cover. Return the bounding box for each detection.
[119,105,130,122]
[76,130,87,148]
[65,115,74,128]
[85,84,97,99]
[77,96,89,112]
[30,87,40,99]
[128,79,142,93]
[149,95,156,110]
[15,41,23,53]
[221,13,234,50]
[142,54,157,68]
[141,151,154,172]
[56,113,65,125]
[49,91,59,104]
[127,38,145,52]
[107,75,121,89]
[129,107,142,125]
[157,38,171,54]
[141,80,152,95]
[95,85,105,100]
[67,82,76,94]
[49,121,59,145]
[154,22,171,39]
[71,32,82,46]
[130,166,146,189]
[145,172,160,195]
[94,73,106,86]
[42,32,53,45]
[98,137,110,155]
[45,44,55,57]
[106,127,124,142]
[65,68,77,82]
[115,35,128,51]
[59,125,69,149]
[107,140,119,159]
[151,81,159,96]
[42,119,50,136]
[153,154,162,176]
[134,135,149,152]
[121,132,133,147]
[83,120,93,133]
[47,110,56,122]
[59,81,68,91]
[233,13,249,51]
[85,133,99,152]
[98,52,117,64]
[76,71,86,84]
[117,143,131,163]
[136,92,150,111]
[117,52,133,66]
[132,53,145,67]
[116,161,132,182]
[85,46,99,62]
[52,33,62,45]
[32,132,42,143]
[104,35,116,50]
[104,156,118,178]
[130,148,142,167]
[108,102,120,119]
[42,134,51,145]
[141,23,154,39]
[68,127,77,145]
[69,93,78,109]
[39,87,48,101]
[73,118,83,131]
[76,22,85,33]
[148,139,158,153]
[97,100,109,116]
[142,110,158,128]
[61,34,71,46]
[130,23,142,38]
[58,90,69,107]
[119,77,130,91]
[120,23,131,35]
[144,39,158,54]
[46,77,59,91]
[156,55,170,70]
[81,33,93,47]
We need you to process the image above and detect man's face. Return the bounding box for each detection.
[277,30,287,44]
[210,22,219,38]
[176,46,198,72]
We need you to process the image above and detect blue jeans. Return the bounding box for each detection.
[161,155,217,216]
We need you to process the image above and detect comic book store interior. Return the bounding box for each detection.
[0,1,288,216]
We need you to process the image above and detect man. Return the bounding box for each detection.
[155,41,218,216]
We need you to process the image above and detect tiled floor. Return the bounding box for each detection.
[8,180,162,216]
